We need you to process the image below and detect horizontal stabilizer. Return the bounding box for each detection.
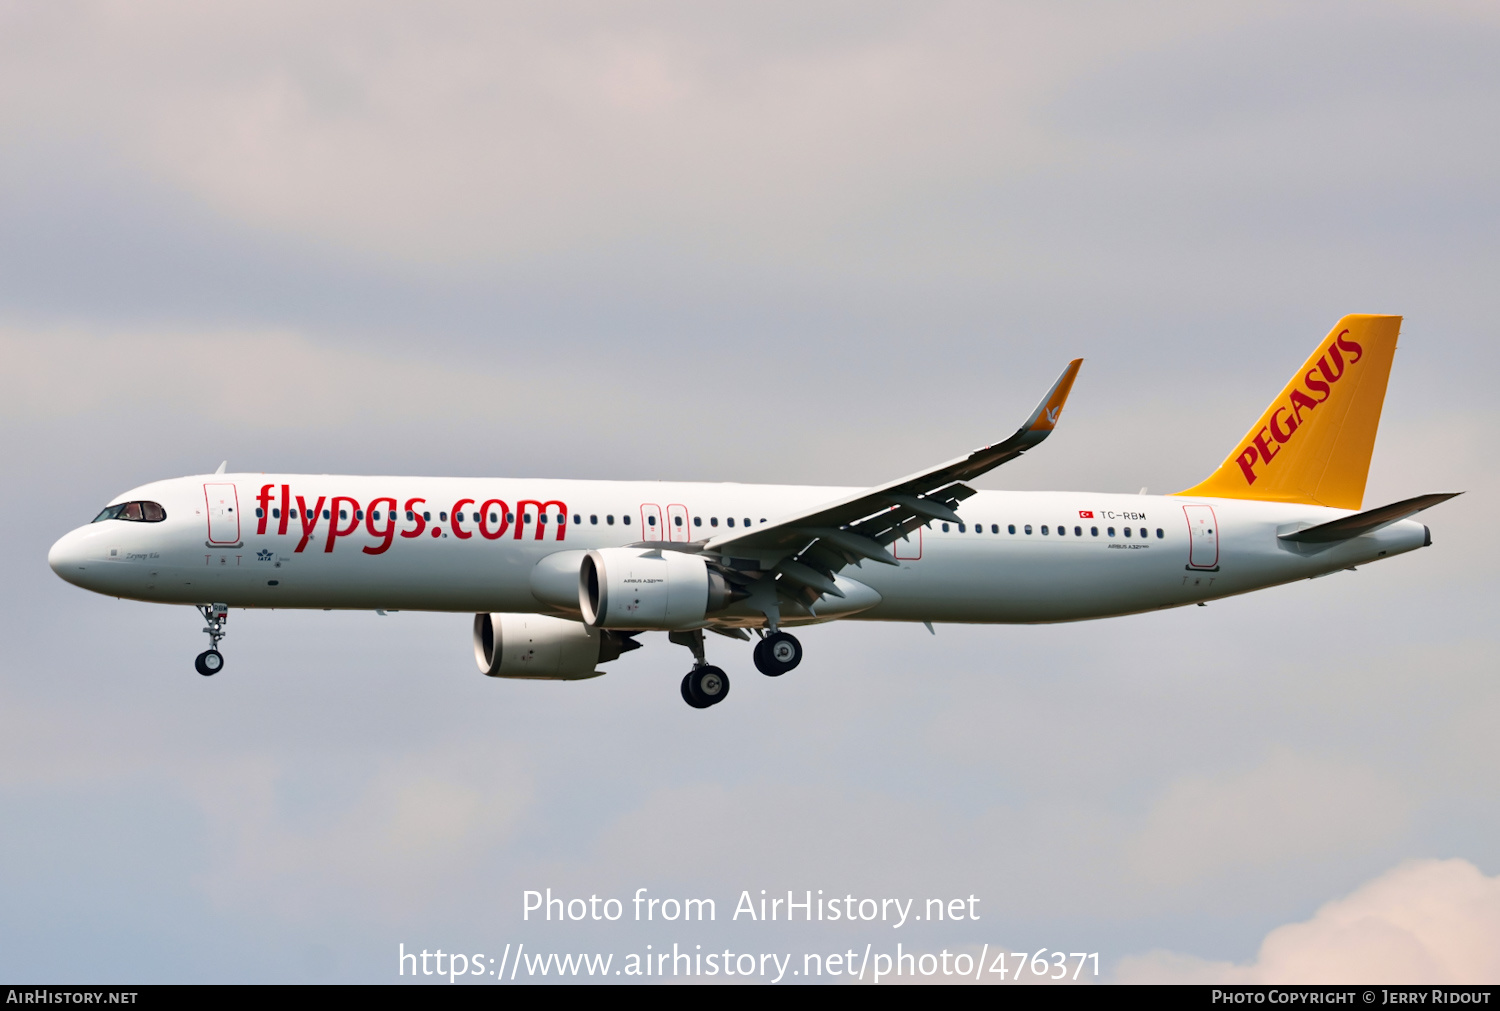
[1278,493,1461,544]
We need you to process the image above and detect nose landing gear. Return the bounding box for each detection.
[195,603,228,676]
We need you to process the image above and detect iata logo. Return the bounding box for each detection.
[1234,330,1363,485]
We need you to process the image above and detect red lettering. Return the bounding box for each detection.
[450,498,475,540]
[401,498,427,539]
[514,499,568,541]
[1334,329,1363,364]
[324,496,361,552]
[478,499,510,540]
[364,496,398,555]
[294,495,326,553]
[1269,405,1297,443]
[255,484,275,536]
[1317,344,1346,384]
[1289,388,1319,425]
[1252,426,1280,469]
[1304,369,1331,402]
[1234,445,1261,484]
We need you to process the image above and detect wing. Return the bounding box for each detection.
[702,358,1082,612]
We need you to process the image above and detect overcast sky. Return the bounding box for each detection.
[2,0,1497,984]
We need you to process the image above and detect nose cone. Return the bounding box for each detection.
[48,527,92,585]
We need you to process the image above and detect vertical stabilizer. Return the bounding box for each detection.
[1177,314,1401,510]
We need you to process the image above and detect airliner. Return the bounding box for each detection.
[48,315,1457,708]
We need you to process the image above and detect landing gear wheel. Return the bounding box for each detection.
[681,673,710,709]
[754,632,802,676]
[195,649,224,677]
[682,665,730,708]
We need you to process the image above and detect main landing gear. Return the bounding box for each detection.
[669,628,805,708]
[670,629,730,709]
[753,631,802,677]
[195,603,228,676]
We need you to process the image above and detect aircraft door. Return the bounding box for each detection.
[1183,504,1219,569]
[640,503,664,540]
[666,503,691,542]
[205,483,241,545]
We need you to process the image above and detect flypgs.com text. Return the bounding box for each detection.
[252,485,568,555]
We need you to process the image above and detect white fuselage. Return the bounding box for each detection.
[47,473,1429,625]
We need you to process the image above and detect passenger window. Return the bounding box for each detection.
[674,516,683,527]
[573,514,581,524]
[323,509,331,520]
[590,515,598,525]
[648,515,656,526]
[423,512,431,522]
[1107,527,1115,536]
[942,523,950,532]
[1041,525,1049,535]
[356,510,364,520]
[1091,526,1098,536]
[506,512,514,523]
[489,513,498,523]
[1124,527,1131,537]
[1074,526,1082,536]
[711,517,718,527]
[623,515,631,525]
[1156,528,1164,538]
[1008,524,1016,534]
[745,518,752,527]
[693,517,701,527]
[727,518,735,527]
[272,508,280,519]
[1024,525,1032,535]
[406,511,414,521]
[256,508,264,518]
[606,515,615,525]
[540,515,548,524]
[958,523,965,533]
[1057,525,1065,536]
[291,510,299,519]
[991,524,999,533]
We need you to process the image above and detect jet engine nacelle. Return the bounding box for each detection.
[579,547,734,630]
[473,612,636,680]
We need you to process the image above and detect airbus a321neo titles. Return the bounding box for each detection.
[49,315,1458,708]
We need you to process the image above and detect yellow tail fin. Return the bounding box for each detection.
[1177,314,1401,510]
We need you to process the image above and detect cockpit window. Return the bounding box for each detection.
[92,501,167,523]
